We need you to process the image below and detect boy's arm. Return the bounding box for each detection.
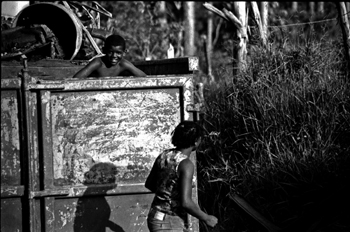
[122,59,147,77]
[73,58,101,78]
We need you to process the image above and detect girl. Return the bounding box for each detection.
[145,121,218,231]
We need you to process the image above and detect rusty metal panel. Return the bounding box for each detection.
[49,193,153,232]
[1,198,23,232]
[1,57,198,79]
[26,75,198,231]
[26,91,41,191]
[50,88,181,187]
[1,90,21,186]
[1,84,25,232]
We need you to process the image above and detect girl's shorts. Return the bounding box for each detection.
[147,208,188,232]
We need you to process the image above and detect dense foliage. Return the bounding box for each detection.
[98,1,184,61]
[197,27,349,232]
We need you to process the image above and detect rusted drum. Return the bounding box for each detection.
[12,2,82,60]
[1,1,29,18]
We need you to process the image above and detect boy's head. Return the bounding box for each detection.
[103,34,126,66]
[171,121,203,149]
[104,34,126,50]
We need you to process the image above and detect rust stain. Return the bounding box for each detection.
[35,75,193,90]
[0,79,21,88]
[28,92,41,189]
[188,57,199,71]
[41,91,51,125]
[62,78,159,90]
[46,205,55,226]
[57,203,76,230]
[0,187,18,195]
[1,91,21,185]
[51,88,181,186]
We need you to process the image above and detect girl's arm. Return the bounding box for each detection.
[178,159,218,227]
[145,159,158,192]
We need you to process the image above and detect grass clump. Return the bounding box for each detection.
[196,33,350,232]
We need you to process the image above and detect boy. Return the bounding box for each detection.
[73,34,147,78]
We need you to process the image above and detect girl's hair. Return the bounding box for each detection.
[171,121,203,149]
[104,34,126,50]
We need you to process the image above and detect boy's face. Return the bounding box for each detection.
[104,45,125,66]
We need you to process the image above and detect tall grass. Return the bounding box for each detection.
[196,30,350,232]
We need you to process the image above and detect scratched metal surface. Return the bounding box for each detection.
[0,73,197,231]
[1,89,23,232]
[1,198,23,231]
[1,90,21,185]
[52,193,153,232]
[50,88,181,186]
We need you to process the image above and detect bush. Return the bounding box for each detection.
[197,34,350,231]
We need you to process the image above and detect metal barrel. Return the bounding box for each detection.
[12,2,83,60]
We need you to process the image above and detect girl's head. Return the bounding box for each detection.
[171,121,203,149]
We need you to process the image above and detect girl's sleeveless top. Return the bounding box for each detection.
[150,149,191,220]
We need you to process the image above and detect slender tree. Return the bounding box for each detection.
[184,1,196,56]
[292,2,298,12]
[317,2,324,14]
[203,2,249,76]
[232,2,248,75]
[157,1,170,58]
[309,2,315,15]
[206,2,214,83]
[260,2,268,45]
[158,1,167,27]
[251,2,268,48]
[337,2,350,72]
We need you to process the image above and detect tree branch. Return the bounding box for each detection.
[213,18,223,47]
[203,2,229,22]
[250,2,262,26]
[223,8,242,28]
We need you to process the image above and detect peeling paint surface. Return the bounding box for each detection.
[1,198,23,232]
[1,90,21,185]
[2,62,198,232]
[52,193,153,232]
[188,57,199,71]
[51,88,181,186]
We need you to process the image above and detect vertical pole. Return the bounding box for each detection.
[184,1,196,56]
[20,55,36,232]
[337,2,350,75]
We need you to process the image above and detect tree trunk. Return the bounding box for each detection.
[260,2,268,47]
[158,1,167,27]
[292,2,298,12]
[309,2,315,15]
[251,2,267,47]
[233,1,248,75]
[346,2,350,13]
[202,2,249,77]
[317,2,324,14]
[206,2,214,83]
[232,2,248,76]
[337,2,350,73]
[158,1,169,58]
[184,1,196,56]
[213,18,223,47]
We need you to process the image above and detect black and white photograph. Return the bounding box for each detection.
[1,1,349,232]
